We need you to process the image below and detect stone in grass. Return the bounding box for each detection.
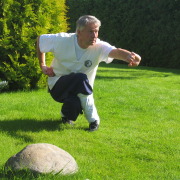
[5,143,78,175]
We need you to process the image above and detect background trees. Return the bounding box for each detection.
[0,0,179,91]
[66,0,180,68]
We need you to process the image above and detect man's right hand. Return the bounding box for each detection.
[41,66,55,77]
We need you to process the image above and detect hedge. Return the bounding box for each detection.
[66,0,180,69]
[0,0,68,91]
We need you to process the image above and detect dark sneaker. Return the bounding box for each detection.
[89,120,99,132]
[61,117,74,125]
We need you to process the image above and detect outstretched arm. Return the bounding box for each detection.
[36,36,55,77]
[108,48,141,67]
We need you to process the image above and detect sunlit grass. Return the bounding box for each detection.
[0,63,179,179]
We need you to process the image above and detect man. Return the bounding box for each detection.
[37,15,141,132]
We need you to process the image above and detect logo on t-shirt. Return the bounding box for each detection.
[84,60,92,67]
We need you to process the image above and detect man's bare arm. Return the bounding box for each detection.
[109,48,141,67]
[36,36,55,77]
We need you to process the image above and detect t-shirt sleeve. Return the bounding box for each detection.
[39,34,57,53]
[99,41,116,63]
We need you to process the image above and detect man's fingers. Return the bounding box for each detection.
[128,61,133,67]
[41,66,55,76]
[47,67,55,77]
[128,52,141,67]
[42,66,48,74]
[132,52,141,62]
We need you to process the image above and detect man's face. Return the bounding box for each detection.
[77,23,99,49]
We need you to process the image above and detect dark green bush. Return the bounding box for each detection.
[0,0,68,91]
[66,0,180,69]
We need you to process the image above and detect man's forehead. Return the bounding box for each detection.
[85,23,99,30]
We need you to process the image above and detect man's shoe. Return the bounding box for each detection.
[89,120,99,132]
[61,117,74,125]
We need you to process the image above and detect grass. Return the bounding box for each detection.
[0,63,179,180]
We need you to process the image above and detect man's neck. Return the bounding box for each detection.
[77,36,88,49]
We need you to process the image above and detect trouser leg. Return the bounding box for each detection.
[49,73,93,122]
[77,93,100,124]
[61,96,82,121]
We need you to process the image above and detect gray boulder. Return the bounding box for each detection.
[5,143,78,175]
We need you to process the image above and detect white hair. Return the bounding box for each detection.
[76,15,101,33]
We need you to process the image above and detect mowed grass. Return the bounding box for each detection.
[0,63,179,179]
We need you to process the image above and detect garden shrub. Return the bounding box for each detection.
[0,0,68,91]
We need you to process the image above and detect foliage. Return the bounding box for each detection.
[66,0,180,68]
[0,0,68,91]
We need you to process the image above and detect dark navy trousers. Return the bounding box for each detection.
[49,73,93,121]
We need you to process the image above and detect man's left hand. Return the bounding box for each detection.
[128,52,141,67]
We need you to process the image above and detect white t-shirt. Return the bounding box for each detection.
[74,35,88,61]
[39,33,116,89]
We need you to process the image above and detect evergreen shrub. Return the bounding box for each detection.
[0,0,68,90]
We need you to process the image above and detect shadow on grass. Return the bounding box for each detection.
[0,119,71,142]
[99,62,180,74]
[96,75,139,81]
[0,167,71,179]
[96,63,180,81]
[0,168,41,179]
[0,119,89,142]
[0,167,75,179]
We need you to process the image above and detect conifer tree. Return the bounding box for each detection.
[0,0,68,90]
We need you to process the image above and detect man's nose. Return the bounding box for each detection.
[91,32,96,38]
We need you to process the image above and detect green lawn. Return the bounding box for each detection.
[0,63,179,179]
